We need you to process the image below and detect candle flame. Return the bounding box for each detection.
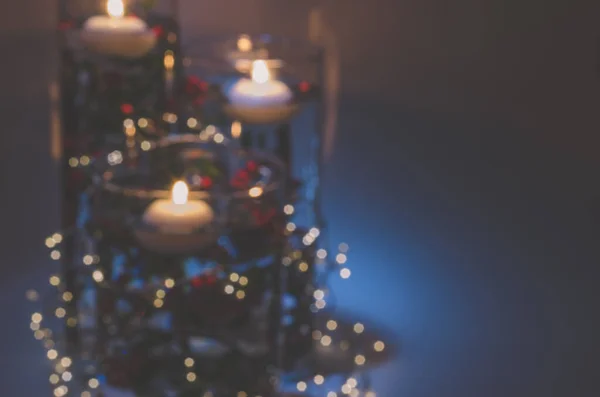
[172,181,189,205]
[251,60,270,84]
[107,0,125,18]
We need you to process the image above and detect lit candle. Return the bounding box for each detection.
[224,60,297,124]
[227,60,292,108]
[81,0,156,58]
[143,181,214,234]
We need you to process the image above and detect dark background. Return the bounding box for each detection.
[1,1,599,396]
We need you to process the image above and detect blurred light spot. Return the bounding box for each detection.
[141,140,151,151]
[92,271,104,283]
[237,35,252,52]
[26,289,39,301]
[231,121,242,138]
[187,118,198,128]
[340,268,351,279]
[354,354,366,365]
[249,186,263,198]
[296,381,307,392]
[326,320,338,330]
[55,308,66,318]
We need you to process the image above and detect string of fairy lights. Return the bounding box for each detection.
[30,224,385,396]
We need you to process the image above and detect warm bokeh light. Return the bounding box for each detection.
[327,320,338,330]
[172,181,189,205]
[374,340,385,352]
[214,133,225,143]
[237,35,252,52]
[187,118,198,128]
[47,349,58,360]
[31,313,42,323]
[107,0,125,18]
[251,60,270,84]
[248,186,263,198]
[164,51,175,70]
[320,335,332,346]
[231,121,242,138]
[92,270,104,283]
[354,354,366,365]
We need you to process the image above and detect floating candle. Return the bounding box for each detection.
[227,60,293,108]
[143,181,214,234]
[224,60,298,124]
[81,0,156,58]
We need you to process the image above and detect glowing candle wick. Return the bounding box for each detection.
[172,181,189,205]
[107,0,125,18]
